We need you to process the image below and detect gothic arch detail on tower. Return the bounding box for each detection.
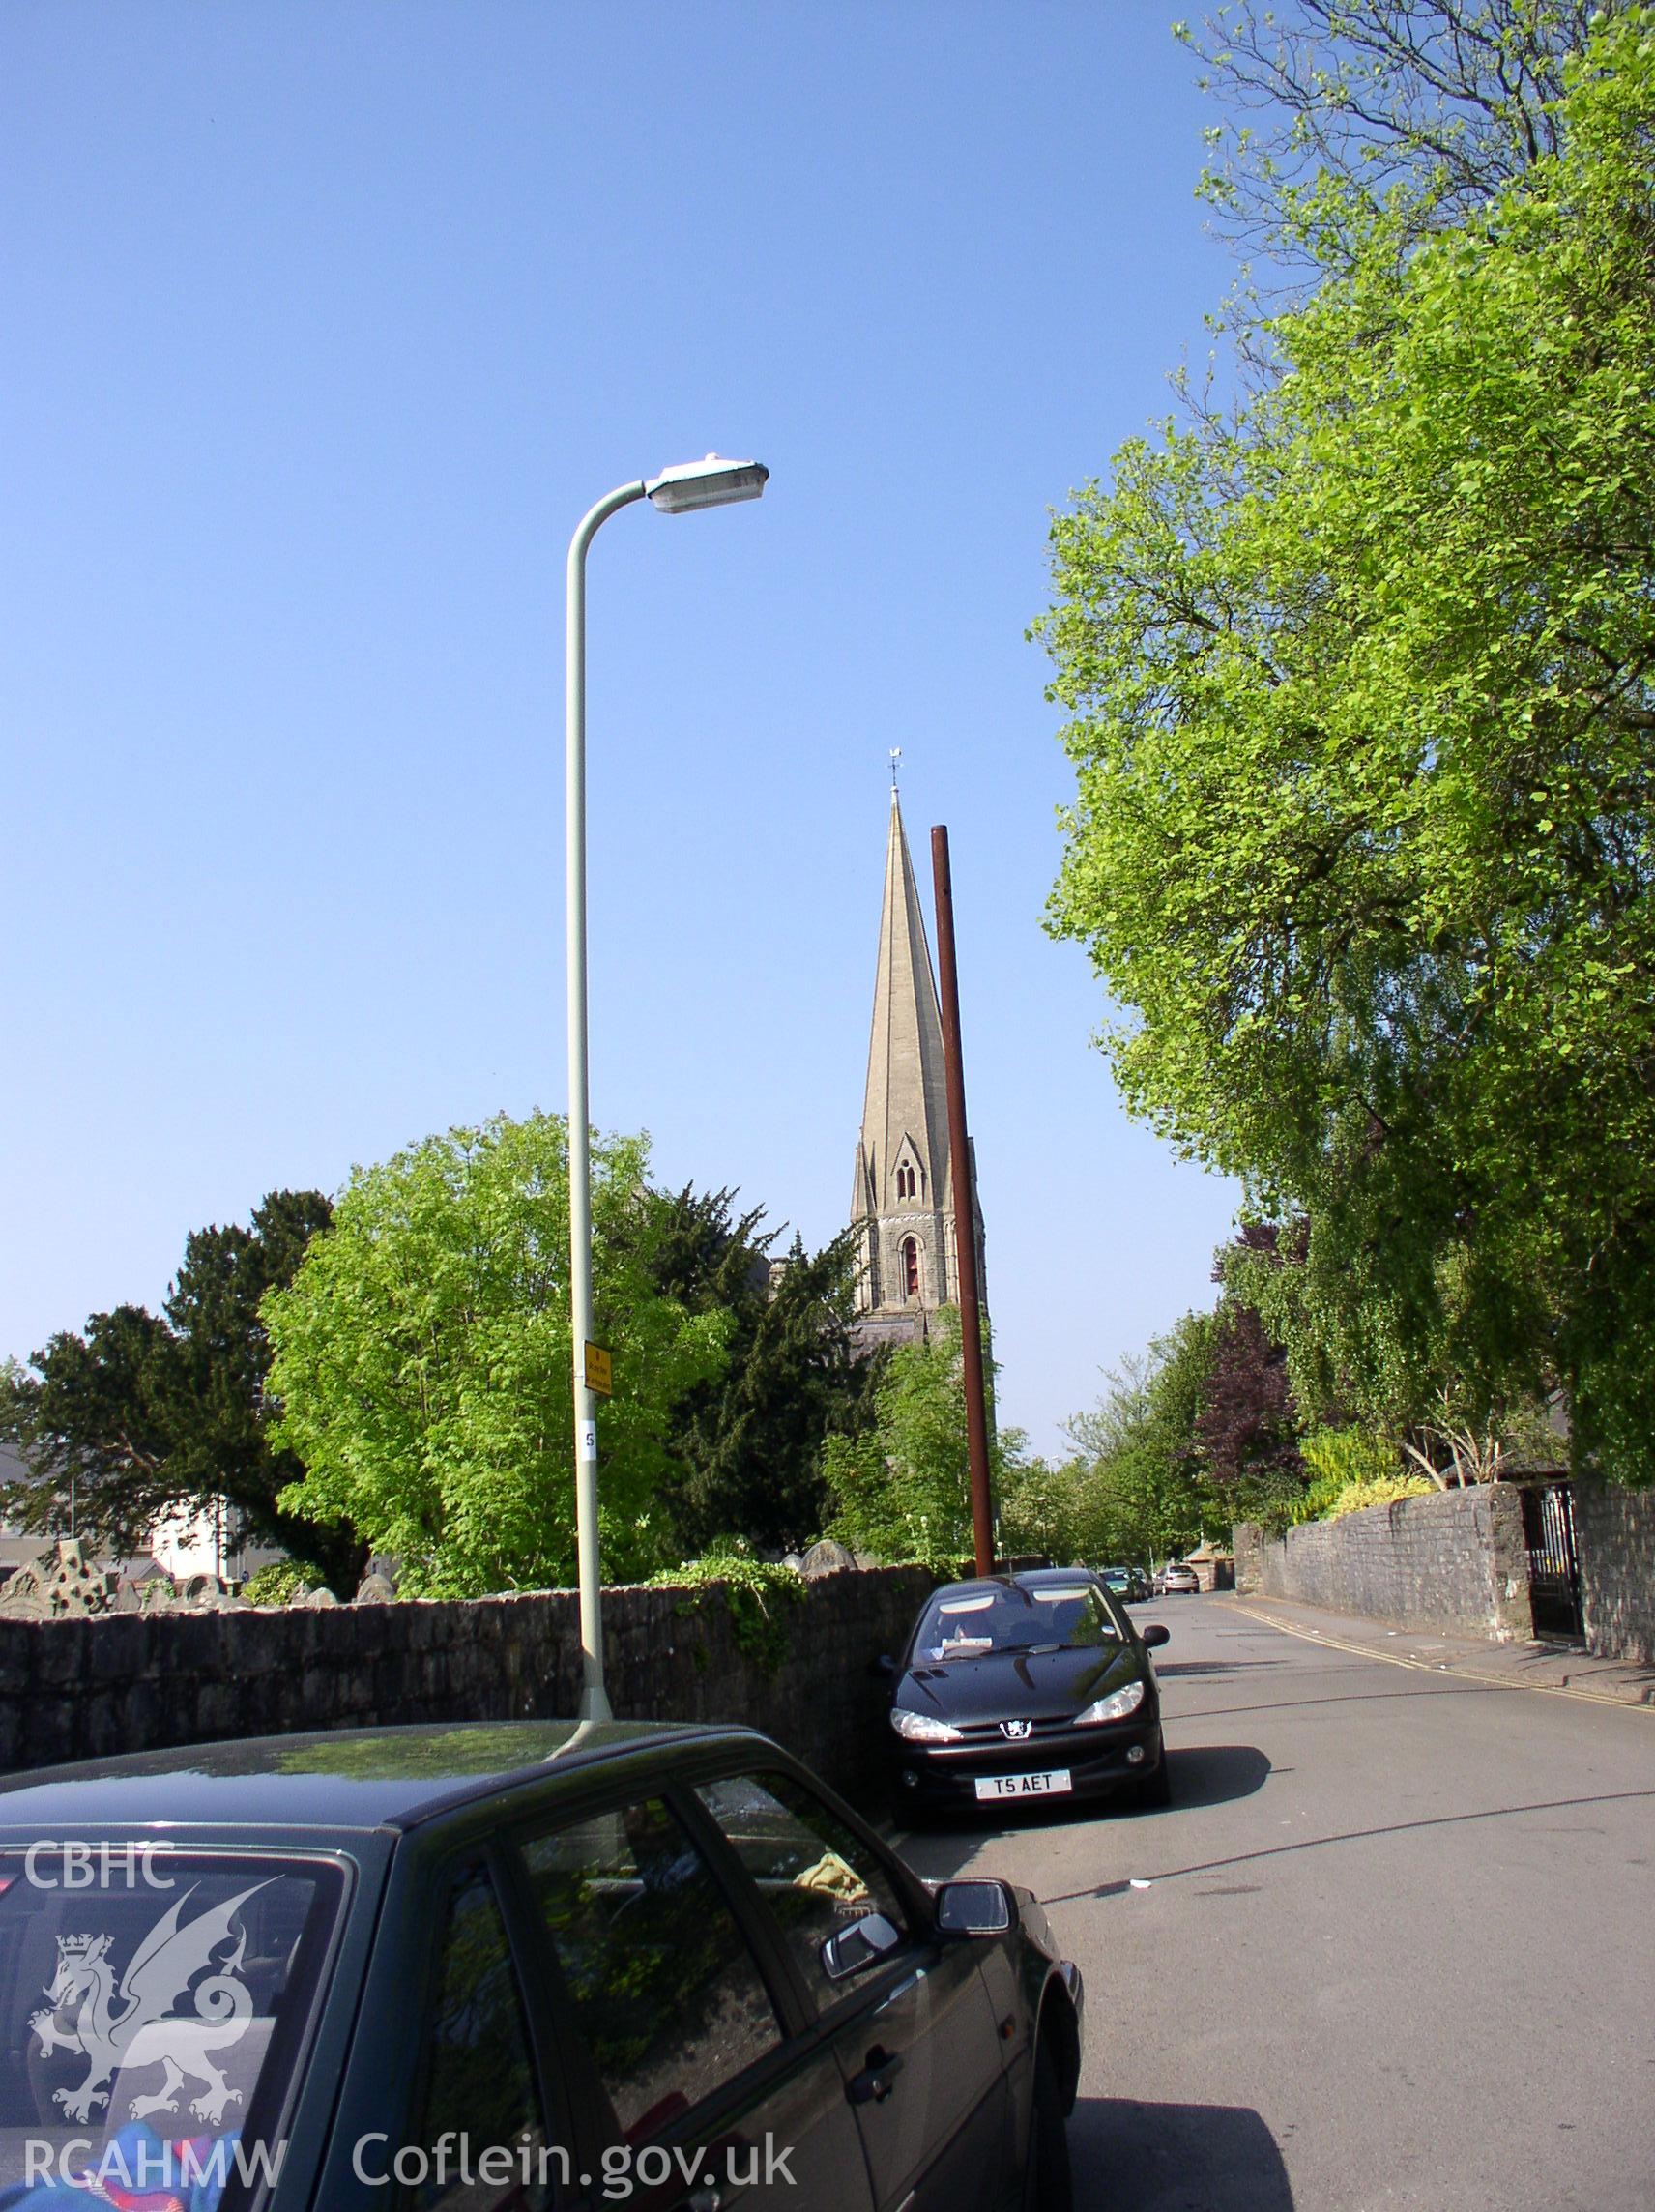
[892,1133,925,1206]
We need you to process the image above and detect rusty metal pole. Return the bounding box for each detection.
[930,825,995,1579]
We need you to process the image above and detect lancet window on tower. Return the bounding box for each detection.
[901,1237,921,1299]
[896,1162,915,1200]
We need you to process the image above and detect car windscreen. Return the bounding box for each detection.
[0,1849,345,2212]
[914,1584,1123,1660]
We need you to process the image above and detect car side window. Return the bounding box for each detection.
[402,1865,554,2212]
[1095,1585,1132,1640]
[694,1771,913,2012]
[518,1797,783,2145]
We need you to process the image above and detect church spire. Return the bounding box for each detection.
[860,785,951,1226]
[850,784,986,1340]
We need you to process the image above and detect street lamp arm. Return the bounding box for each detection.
[569,480,648,576]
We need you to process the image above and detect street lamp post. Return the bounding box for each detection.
[565,453,768,1722]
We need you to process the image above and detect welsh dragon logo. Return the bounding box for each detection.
[28,1883,269,2128]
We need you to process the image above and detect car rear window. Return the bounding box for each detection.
[915,1583,1124,1659]
[0,1848,345,2211]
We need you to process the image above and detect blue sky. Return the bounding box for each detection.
[3,2,1240,1456]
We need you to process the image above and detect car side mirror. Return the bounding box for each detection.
[934,1880,1014,1936]
[870,1653,896,1681]
[1141,1623,1170,1648]
[821,1911,903,1982]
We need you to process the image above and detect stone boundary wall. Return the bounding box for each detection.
[0,1566,940,1804]
[1575,1482,1655,1665]
[1233,1485,1534,1642]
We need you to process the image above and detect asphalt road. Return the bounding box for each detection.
[893,1593,1655,2212]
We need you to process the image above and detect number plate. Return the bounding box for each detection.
[973,1770,1072,1801]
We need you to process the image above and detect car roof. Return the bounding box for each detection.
[926,1568,1101,1602]
[0,1718,754,1837]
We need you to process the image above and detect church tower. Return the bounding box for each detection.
[850,783,987,1351]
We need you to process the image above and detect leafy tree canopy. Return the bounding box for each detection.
[1181,1,1606,269]
[634,1187,880,1557]
[1039,10,1655,1477]
[1197,1229,1306,1512]
[824,1308,1019,1568]
[264,1114,729,1597]
[1059,1310,1228,1562]
[0,1191,356,1586]
[994,1454,1095,1568]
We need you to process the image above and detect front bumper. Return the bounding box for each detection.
[892,1716,1163,1811]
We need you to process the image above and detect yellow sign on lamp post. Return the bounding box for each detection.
[583,1342,613,1398]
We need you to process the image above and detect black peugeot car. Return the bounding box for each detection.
[886,1568,1172,1819]
[0,1718,1082,2212]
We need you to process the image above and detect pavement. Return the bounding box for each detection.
[891,1590,1655,2212]
[1225,1590,1655,1711]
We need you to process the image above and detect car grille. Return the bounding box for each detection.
[953,1716,1090,1743]
[910,1703,1154,1764]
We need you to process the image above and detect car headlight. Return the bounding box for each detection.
[1075,1679,1147,1726]
[889,1707,964,1742]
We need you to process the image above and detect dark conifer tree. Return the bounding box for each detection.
[636,1186,883,1556]
[1,1190,362,1590]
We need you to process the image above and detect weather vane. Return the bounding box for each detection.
[889,746,902,790]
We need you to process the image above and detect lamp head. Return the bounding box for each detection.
[646,453,769,514]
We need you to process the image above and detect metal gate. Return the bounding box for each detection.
[1521,1481,1583,1638]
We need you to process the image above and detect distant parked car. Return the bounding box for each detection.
[882,1567,1173,1819]
[1096,1565,1150,1605]
[1161,1561,1201,1594]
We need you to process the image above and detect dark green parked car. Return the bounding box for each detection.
[0,1721,1082,2212]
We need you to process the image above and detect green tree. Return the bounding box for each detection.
[1180,2,1602,268]
[631,1187,881,1557]
[1196,1231,1307,1516]
[996,1454,1091,1566]
[159,1191,360,1586]
[1,1307,175,1555]
[1063,1311,1226,1562]
[0,1192,355,1586]
[823,1308,1018,1566]
[1037,11,1655,1478]
[264,1114,728,1596]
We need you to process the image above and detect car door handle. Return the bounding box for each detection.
[848,2044,905,2105]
